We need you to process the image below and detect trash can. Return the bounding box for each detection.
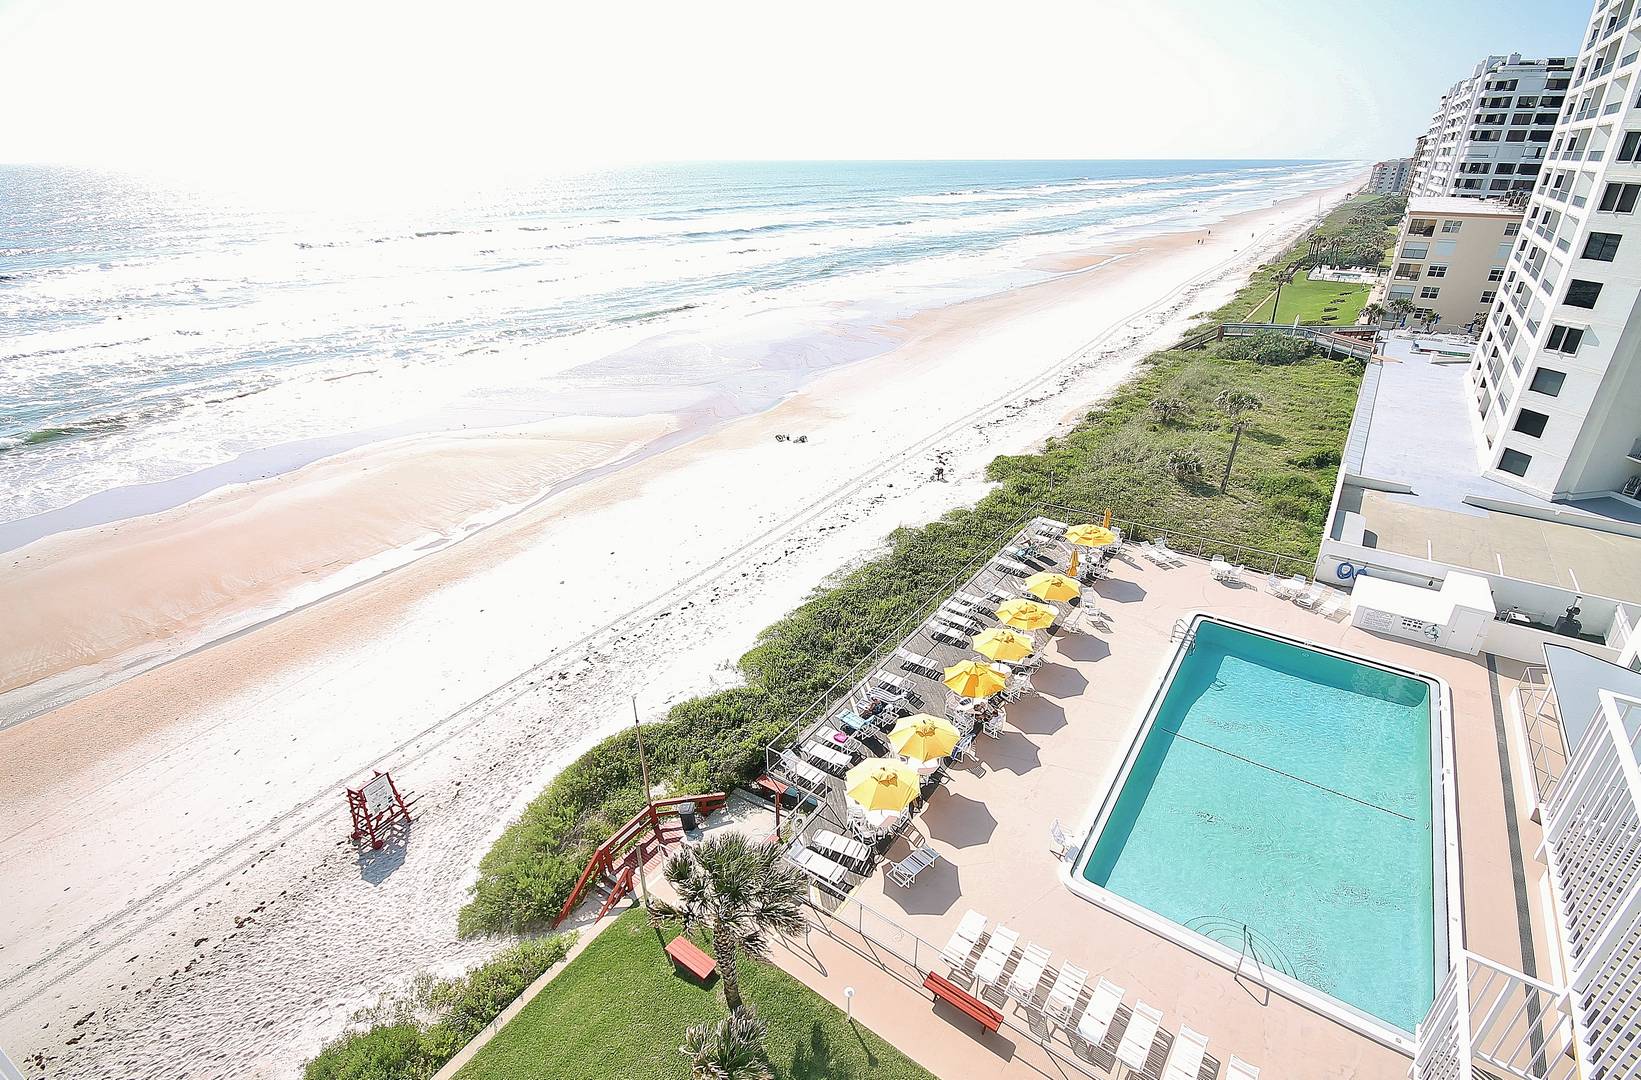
[678,801,698,833]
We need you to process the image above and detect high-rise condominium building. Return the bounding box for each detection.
[1368,158,1412,194]
[1473,5,1641,505]
[1407,54,1574,200]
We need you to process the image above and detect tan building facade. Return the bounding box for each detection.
[1388,196,1524,331]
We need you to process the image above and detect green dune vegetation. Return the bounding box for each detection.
[456,195,1395,943]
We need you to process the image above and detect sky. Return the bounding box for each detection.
[0,0,1593,174]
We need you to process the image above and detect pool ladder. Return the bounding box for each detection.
[1170,618,1198,654]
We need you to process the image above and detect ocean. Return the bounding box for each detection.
[0,159,1360,545]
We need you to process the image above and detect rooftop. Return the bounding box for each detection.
[1404,197,1523,218]
[1333,333,1641,601]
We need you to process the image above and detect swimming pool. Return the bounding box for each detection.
[1068,617,1456,1044]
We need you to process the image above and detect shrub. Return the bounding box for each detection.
[680,1008,772,1080]
[1149,396,1189,425]
[1218,331,1319,366]
[303,937,575,1080]
[1165,448,1209,485]
[304,1024,426,1080]
[1288,447,1341,470]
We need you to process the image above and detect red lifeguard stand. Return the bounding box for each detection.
[346,771,414,849]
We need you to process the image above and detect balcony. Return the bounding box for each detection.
[1408,224,1436,237]
[1629,436,1641,463]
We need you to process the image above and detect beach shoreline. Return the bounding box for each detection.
[0,189,1336,725]
[0,174,1364,1078]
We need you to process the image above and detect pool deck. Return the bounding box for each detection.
[765,551,1556,1080]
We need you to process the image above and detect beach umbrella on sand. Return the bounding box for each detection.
[888,714,961,763]
[1025,571,1081,603]
[845,758,921,813]
[1063,523,1117,576]
[995,598,1055,632]
[971,626,1034,663]
[942,659,1008,700]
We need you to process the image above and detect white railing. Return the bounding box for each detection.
[1413,953,1578,1080]
[1516,665,1571,803]
[1540,691,1641,1080]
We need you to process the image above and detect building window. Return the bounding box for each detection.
[1513,409,1550,438]
[1529,367,1567,396]
[1488,267,1505,282]
[1598,182,1641,212]
[1420,286,1441,299]
[1503,222,1520,236]
[1583,231,1622,260]
[1564,279,1603,308]
[1441,220,1463,233]
[1498,448,1533,476]
[1427,265,1448,278]
[1621,131,1641,162]
[1403,243,1430,260]
[1506,130,1529,142]
[1545,325,1584,354]
[1389,285,1414,300]
[1481,290,1497,304]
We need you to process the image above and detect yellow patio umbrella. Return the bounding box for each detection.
[1025,571,1081,603]
[888,714,961,762]
[995,597,1055,631]
[845,758,922,812]
[942,659,1008,699]
[1063,523,1118,576]
[971,626,1034,663]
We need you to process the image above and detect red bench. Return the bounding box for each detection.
[922,971,1003,1033]
[665,935,717,982]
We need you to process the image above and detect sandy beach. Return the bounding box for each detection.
[0,176,1361,1078]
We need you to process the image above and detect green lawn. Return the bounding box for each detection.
[1244,275,1370,326]
[457,910,936,1080]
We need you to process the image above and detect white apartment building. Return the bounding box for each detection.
[1473,5,1641,506]
[1408,54,1573,200]
[1368,158,1412,195]
[1387,197,1523,330]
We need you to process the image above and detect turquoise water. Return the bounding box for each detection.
[1082,620,1436,1032]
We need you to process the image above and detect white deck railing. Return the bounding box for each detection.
[1540,690,1641,1080]
[1413,952,1578,1080]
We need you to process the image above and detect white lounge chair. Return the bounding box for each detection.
[1227,1056,1260,1080]
[1044,962,1087,1024]
[1209,555,1235,582]
[800,741,852,773]
[1116,1000,1164,1074]
[1162,1025,1210,1080]
[790,847,848,886]
[1007,943,1052,1004]
[886,845,941,887]
[1075,977,1125,1046]
[941,909,987,968]
[811,829,871,866]
[1294,582,1326,609]
[1049,819,1078,860]
[895,646,944,680]
[972,925,1019,986]
[1155,539,1186,566]
[779,752,830,794]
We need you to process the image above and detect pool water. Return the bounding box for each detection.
[1081,620,1437,1033]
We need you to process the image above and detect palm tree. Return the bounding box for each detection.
[1215,389,1263,495]
[1361,301,1385,326]
[680,1008,772,1080]
[1387,296,1414,327]
[651,833,809,1014]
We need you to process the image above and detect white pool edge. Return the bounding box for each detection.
[1056,611,1462,1057]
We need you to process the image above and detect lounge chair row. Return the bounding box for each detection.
[941,910,1259,1080]
[1266,572,1344,615]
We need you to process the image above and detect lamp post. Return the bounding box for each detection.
[844,986,855,1021]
